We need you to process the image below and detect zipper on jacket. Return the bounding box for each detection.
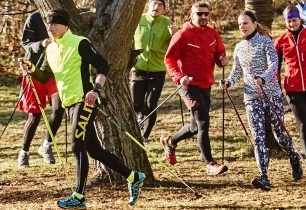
[147,22,153,71]
[294,33,306,91]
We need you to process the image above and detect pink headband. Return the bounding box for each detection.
[284,10,301,20]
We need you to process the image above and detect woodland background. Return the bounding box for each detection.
[0,0,291,78]
[1,0,306,209]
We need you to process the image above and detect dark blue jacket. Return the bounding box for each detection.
[22,11,53,82]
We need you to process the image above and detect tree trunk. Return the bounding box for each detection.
[33,0,154,183]
[245,0,274,29]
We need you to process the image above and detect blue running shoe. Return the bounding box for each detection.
[252,175,271,191]
[128,172,145,205]
[57,194,86,209]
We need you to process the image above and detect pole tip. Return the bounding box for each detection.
[193,192,202,199]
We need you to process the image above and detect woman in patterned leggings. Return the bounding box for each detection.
[221,10,303,191]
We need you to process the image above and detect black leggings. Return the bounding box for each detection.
[130,70,165,138]
[22,94,64,151]
[171,85,213,164]
[68,102,132,194]
[45,94,64,142]
[286,91,306,153]
[22,113,41,151]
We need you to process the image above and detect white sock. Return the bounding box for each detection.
[43,139,52,147]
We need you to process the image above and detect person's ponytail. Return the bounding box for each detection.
[256,23,272,39]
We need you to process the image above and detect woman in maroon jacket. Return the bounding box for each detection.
[160,1,228,176]
[275,5,306,157]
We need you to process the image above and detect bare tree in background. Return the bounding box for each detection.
[245,0,274,29]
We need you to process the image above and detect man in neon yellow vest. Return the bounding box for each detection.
[20,9,145,209]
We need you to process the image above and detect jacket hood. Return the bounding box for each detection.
[183,22,196,29]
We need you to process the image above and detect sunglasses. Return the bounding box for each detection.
[195,12,209,16]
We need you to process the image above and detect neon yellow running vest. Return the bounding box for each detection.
[47,29,89,107]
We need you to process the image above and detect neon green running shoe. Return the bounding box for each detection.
[128,172,145,205]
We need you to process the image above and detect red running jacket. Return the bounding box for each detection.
[164,22,226,88]
[275,28,306,92]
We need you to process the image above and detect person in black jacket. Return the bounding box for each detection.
[17,11,64,168]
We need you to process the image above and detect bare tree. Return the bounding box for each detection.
[245,0,274,29]
[33,0,154,183]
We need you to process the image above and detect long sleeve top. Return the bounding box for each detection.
[165,22,226,88]
[22,11,53,82]
[275,28,306,92]
[133,13,172,72]
[226,32,281,102]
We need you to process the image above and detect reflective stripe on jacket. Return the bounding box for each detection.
[164,22,226,88]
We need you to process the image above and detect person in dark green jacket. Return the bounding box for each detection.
[20,9,145,209]
[131,0,177,143]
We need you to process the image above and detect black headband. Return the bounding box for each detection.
[47,9,69,26]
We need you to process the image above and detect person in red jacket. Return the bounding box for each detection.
[160,1,228,175]
[275,5,306,157]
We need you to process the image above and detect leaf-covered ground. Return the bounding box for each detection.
[1,72,306,209]
[1,15,306,209]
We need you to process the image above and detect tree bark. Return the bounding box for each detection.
[245,0,274,29]
[33,0,154,183]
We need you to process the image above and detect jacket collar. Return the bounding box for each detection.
[244,30,257,40]
[144,13,163,23]
[287,25,303,36]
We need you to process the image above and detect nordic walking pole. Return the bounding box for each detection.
[259,86,292,139]
[98,107,201,198]
[65,112,68,163]
[19,58,74,192]
[221,82,252,143]
[178,95,184,126]
[225,89,252,142]
[19,58,63,164]
[0,80,30,141]
[259,85,305,162]
[138,84,183,126]
[222,67,225,163]
[28,75,63,164]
